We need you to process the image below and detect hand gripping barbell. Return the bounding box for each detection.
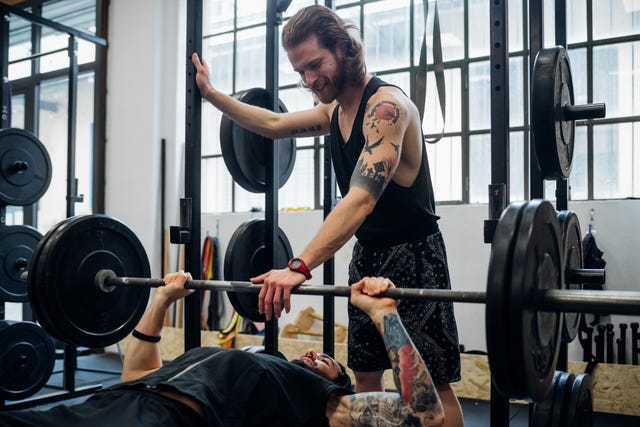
[21,200,636,403]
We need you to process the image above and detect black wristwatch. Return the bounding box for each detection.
[288,257,312,280]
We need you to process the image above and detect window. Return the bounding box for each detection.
[200,0,640,213]
[5,0,104,229]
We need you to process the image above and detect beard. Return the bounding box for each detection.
[309,64,346,104]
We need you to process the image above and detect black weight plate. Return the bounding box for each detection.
[509,199,563,401]
[224,218,293,322]
[486,200,528,399]
[220,88,296,193]
[0,320,55,401]
[0,128,52,206]
[531,370,562,427]
[551,371,576,427]
[531,47,575,179]
[558,211,582,343]
[566,373,594,427]
[27,217,76,342]
[32,215,151,348]
[0,225,42,302]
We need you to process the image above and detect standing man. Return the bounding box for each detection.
[192,4,462,424]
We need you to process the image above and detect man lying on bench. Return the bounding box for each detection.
[0,272,445,426]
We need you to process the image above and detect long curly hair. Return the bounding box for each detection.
[282,5,366,87]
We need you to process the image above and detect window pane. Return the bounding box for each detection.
[9,94,25,128]
[202,157,233,212]
[468,0,489,58]
[510,56,524,127]
[37,73,94,230]
[202,104,223,156]
[279,40,298,86]
[206,34,234,95]
[592,0,640,40]
[469,133,490,203]
[423,68,461,134]
[236,0,265,27]
[41,0,96,72]
[235,27,266,90]
[593,42,640,118]
[593,123,638,199]
[279,148,315,209]
[544,0,587,47]
[379,71,411,96]
[569,126,588,200]
[568,0,587,43]
[469,57,522,130]
[364,0,410,73]
[469,131,524,203]
[204,0,234,34]
[508,0,523,52]
[234,184,265,212]
[279,88,315,148]
[414,0,464,63]
[567,48,586,106]
[284,0,316,20]
[8,14,32,80]
[425,136,461,202]
[510,131,525,202]
[468,61,489,131]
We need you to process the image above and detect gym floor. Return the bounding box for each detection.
[4,351,638,426]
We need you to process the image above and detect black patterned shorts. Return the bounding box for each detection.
[347,231,461,386]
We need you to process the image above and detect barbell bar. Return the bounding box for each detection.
[93,269,636,316]
[17,200,628,403]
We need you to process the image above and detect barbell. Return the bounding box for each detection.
[18,199,638,402]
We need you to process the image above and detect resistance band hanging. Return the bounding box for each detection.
[415,0,446,144]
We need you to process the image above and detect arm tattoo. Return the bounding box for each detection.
[290,123,322,136]
[351,157,394,199]
[363,135,384,154]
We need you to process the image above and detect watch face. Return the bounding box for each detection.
[290,259,302,269]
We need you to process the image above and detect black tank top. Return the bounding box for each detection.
[330,76,439,249]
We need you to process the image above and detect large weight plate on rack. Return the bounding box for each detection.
[486,200,528,398]
[0,128,52,206]
[0,320,55,401]
[558,211,583,343]
[531,47,575,179]
[220,88,296,193]
[0,225,42,302]
[509,199,563,401]
[224,218,293,322]
[28,215,151,348]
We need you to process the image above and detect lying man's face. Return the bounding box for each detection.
[291,350,352,388]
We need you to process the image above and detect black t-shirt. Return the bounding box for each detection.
[114,347,353,427]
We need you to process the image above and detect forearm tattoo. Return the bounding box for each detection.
[346,313,441,425]
[290,123,322,136]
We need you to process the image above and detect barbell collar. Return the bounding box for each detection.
[563,103,606,121]
[568,268,606,285]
